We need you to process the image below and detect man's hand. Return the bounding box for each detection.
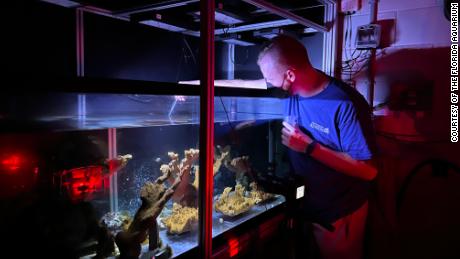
[281,121,313,153]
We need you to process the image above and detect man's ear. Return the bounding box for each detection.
[286,69,296,83]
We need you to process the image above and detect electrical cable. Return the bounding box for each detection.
[183,37,197,65]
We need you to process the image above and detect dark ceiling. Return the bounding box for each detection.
[43,0,328,44]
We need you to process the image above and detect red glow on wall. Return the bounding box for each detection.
[2,155,22,172]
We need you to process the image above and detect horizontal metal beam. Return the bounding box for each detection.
[79,6,130,22]
[115,0,199,17]
[242,0,328,32]
[215,19,297,35]
[182,19,300,37]
[40,0,80,8]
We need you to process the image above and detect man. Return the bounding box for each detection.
[258,35,378,259]
[181,35,378,259]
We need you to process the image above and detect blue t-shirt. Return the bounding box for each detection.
[285,77,377,224]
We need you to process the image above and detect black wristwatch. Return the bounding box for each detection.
[304,140,318,156]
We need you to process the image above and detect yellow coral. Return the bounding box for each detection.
[249,182,274,204]
[214,184,254,216]
[162,203,198,234]
[192,146,231,189]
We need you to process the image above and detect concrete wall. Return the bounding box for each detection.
[349,0,450,47]
[341,1,460,258]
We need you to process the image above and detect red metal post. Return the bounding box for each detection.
[199,1,215,259]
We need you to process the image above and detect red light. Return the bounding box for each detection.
[59,166,105,201]
[228,237,239,257]
[2,155,21,171]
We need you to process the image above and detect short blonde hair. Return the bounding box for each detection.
[257,35,311,70]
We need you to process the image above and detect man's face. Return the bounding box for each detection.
[258,54,291,92]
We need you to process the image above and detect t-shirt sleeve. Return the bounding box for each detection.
[338,103,376,160]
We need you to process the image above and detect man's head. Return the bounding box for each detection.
[257,35,311,93]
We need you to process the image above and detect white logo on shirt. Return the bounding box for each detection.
[310,122,330,134]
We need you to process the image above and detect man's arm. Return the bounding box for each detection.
[281,121,377,181]
[179,79,267,89]
[309,144,377,181]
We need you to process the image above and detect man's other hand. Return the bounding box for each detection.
[281,121,312,153]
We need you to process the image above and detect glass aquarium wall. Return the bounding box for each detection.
[115,125,200,257]
[0,91,284,258]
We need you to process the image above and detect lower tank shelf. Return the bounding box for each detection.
[154,195,286,258]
